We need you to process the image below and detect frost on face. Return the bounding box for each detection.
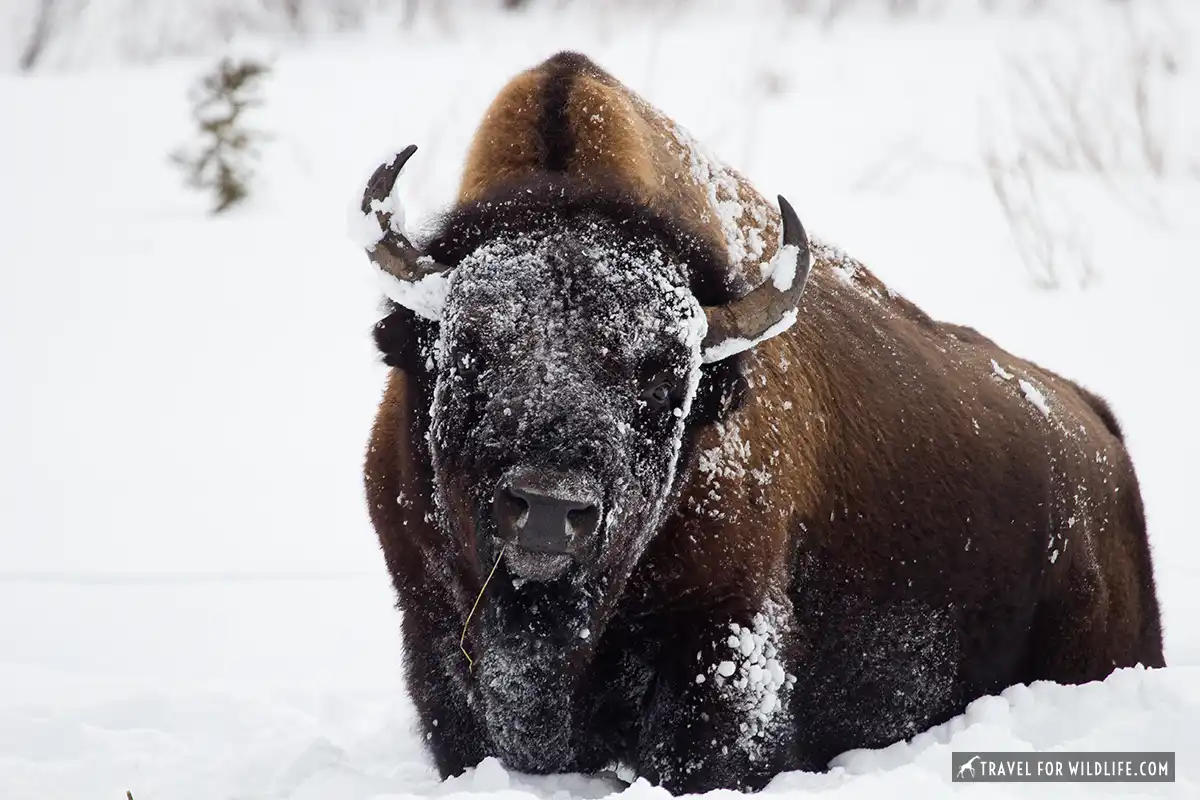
[424,215,711,764]
[698,602,796,760]
[429,223,706,555]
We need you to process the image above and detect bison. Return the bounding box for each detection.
[355,52,1164,793]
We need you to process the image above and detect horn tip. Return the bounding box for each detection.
[396,143,418,163]
[776,194,808,249]
[362,144,420,215]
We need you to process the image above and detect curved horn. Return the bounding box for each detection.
[700,195,813,363]
[361,144,452,282]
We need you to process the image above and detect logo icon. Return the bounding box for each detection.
[956,755,981,779]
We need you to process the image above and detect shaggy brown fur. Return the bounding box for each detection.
[459,51,781,290]
[364,52,1164,793]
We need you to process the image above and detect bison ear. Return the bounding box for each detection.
[700,196,812,363]
[691,358,750,425]
[373,305,439,373]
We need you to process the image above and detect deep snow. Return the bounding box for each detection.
[2,2,1199,798]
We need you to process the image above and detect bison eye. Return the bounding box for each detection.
[641,381,673,409]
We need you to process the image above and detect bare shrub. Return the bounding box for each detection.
[980,4,1192,289]
[281,0,305,33]
[1126,16,1182,179]
[19,0,57,71]
[982,146,1094,289]
[171,57,271,214]
[1000,21,1183,178]
[1001,56,1112,173]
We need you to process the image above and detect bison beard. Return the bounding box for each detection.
[473,581,588,772]
[358,52,1165,794]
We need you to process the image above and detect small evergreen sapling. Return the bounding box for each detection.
[172,57,270,214]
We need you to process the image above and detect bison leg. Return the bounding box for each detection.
[635,600,800,793]
[401,615,490,778]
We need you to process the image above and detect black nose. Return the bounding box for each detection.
[493,474,601,556]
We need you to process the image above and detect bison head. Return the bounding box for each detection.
[358,146,810,769]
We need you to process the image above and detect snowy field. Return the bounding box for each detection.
[2,1,1199,797]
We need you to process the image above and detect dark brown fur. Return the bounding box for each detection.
[364,52,1164,793]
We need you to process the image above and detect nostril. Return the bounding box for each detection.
[493,472,603,558]
[493,483,529,542]
[566,503,600,537]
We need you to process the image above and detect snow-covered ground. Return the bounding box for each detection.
[2,2,1198,798]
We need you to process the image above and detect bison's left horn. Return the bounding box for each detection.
[700,195,813,363]
[361,144,453,283]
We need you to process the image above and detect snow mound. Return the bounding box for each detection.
[1,666,1194,799]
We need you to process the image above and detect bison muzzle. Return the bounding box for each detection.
[355,52,1165,794]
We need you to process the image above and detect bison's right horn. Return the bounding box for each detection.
[361,144,453,283]
[700,195,813,363]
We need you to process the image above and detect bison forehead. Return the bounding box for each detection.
[442,224,706,362]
